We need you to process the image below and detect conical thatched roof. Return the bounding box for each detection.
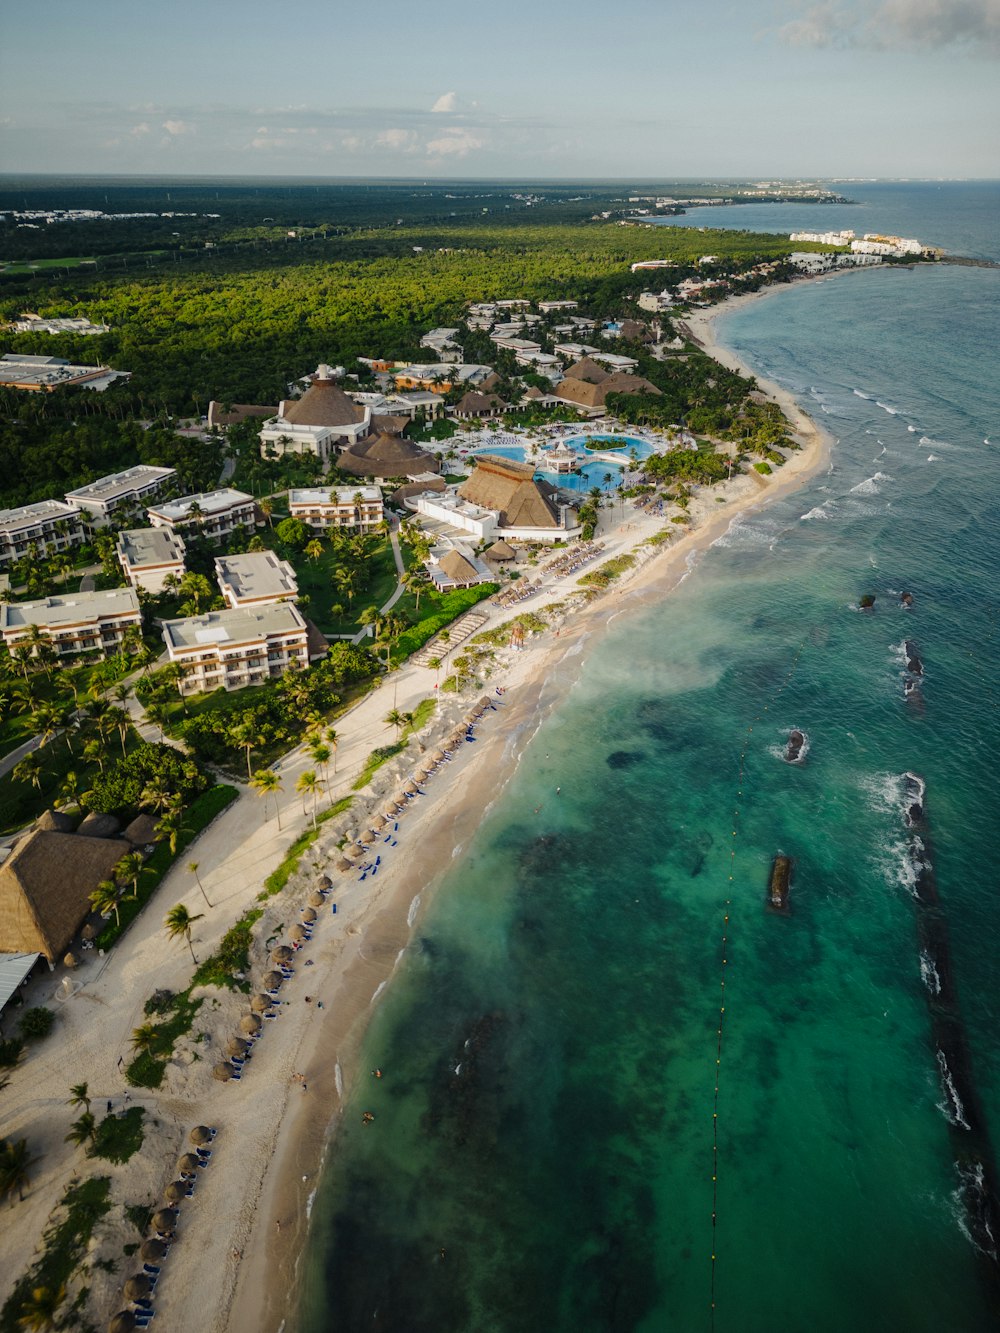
[281,375,365,428]
[178,1153,201,1175]
[151,1208,177,1232]
[109,1313,137,1333]
[212,1063,235,1083]
[271,945,293,963]
[336,857,353,873]
[309,890,326,907]
[36,809,74,832]
[438,550,483,587]
[164,1179,187,1201]
[140,1238,167,1263]
[338,432,440,479]
[226,1035,249,1058]
[289,924,307,942]
[124,1274,151,1300]
[76,812,120,839]
[459,455,562,531]
[189,1125,213,1145]
[263,971,283,990]
[240,1013,263,1035]
[250,993,272,1013]
[301,907,317,923]
[484,539,516,561]
[564,356,609,383]
[0,829,129,963]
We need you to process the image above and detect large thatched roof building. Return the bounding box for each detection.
[259,366,370,463]
[0,830,126,963]
[554,359,661,412]
[459,454,573,535]
[338,432,441,479]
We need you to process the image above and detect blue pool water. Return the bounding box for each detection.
[472,435,656,493]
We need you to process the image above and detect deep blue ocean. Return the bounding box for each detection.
[299,183,1000,1332]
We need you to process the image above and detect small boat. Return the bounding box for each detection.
[767,855,792,912]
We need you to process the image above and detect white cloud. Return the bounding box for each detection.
[129,123,151,137]
[431,91,458,113]
[375,127,418,151]
[162,119,192,136]
[777,0,1000,53]
[425,128,485,158]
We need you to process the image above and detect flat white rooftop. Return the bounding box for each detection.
[0,587,140,632]
[215,551,298,601]
[149,488,254,522]
[117,527,186,566]
[289,486,381,506]
[0,499,81,533]
[66,465,175,505]
[163,602,305,650]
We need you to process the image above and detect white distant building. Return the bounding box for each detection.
[215,551,298,608]
[637,290,676,312]
[11,315,110,335]
[790,230,855,246]
[65,465,176,527]
[419,328,463,361]
[553,342,601,360]
[146,489,256,542]
[161,603,310,695]
[0,588,141,659]
[288,485,384,532]
[116,527,186,593]
[851,234,923,257]
[0,354,129,392]
[0,500,86,567]
[259,366,371,462]
[413,491,498,542]
[538,300,578,313]
[590,352,640,373]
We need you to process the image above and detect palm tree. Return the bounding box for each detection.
[304,538,324,563]
[250,769,283,830]
[14,1283,65,1331]
[59,770,80,809]
[0,1137,37,1204]
[325,727,339,774]
[130,1022,160,1056]
[13,754,42,793]
[64,1112,97,1150]
[384,708,405,736]
[89,879,120,927]
[187,861,213,909]
[163,904,203,965]
[296,770,322,827]
[67,1082,91,1115]
[307,740,331,790]
[116,851,149,903]
[259,496,275,529]
[141,777,177,815]
[155,808,187,856]
[232,719,264,782]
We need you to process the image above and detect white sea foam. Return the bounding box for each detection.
[407,893,421,928]
[370,979,388,1005]
[927,454,938,462]
[800,506,828,521]
[334,1061,343,1099]
[305,1187,317,1219]
[936,1049,971,1130]
[853,389,872,400]
[850,471,893,496]
[908,424,919,433]
[920,950,942,996]
[875,400,900,415]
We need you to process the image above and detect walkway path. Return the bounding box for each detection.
[349,525,407,646]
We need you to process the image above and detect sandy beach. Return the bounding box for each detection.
[0,286,835,1333]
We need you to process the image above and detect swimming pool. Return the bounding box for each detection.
[470,435,657,493]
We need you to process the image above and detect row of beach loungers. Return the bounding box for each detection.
[543,541,605,578]
[107,1126,218,1331]
[493,582,541,608]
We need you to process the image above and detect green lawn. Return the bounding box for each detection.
[292,537,401,635]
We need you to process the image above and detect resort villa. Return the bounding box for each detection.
[0,588,141,659]
[0,500,87,567]
[214,551,298,608]
[116,527,187,593]
[146,489,257,542]
[258,366,370,462]
[160,603,310,695]
[65,465,176,527]
[288,486,384,532]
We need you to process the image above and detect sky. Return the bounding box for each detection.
[1,0,998,179]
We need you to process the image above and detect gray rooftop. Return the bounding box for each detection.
[162,602,306,651]
[215,551,298,602]
[0,588,140,633]
[117,527,186,567]
[0,499,82,534]
[148,488,254,523]
[289,486,381,506]
[66,465,175,505]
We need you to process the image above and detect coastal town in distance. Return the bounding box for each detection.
[0,168,992,1333]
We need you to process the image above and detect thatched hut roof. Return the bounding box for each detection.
[371,815,387,831]
[316,874,333,890]
[36,809,74,832]
[455,390,505,418]
[563,356,610,383]
[225,1036,249,1058]
[164,1179,187,1201]
[459,455,562,530]
[177,1153,201,1175]
[301,907,317,923]
[0,829,129,963]
[309,890,326,907]
[240,1013,262,1035]
[189,1125,213,1145]
[76,812,120,839]
[124,1274,151,1301]
[281,374,365,428]
[212,1063,235,1083]
[438,549,484,587]
[122,813,160,847]
[151,1208,177,1232]
[359,830,376,845]
[336,857,353,873]
[289,924,307,942]
[109,1312,137,1333]
[263,971,283,990]
[140,1238,166,1263]
[338,432,440,479]
[484,539,517,562]
[250,992,272,1013]
[270,945,293,964]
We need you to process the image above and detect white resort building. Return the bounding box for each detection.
[288,486,384,532]
[0,588,141,659]
[161,603,310,695]
[116,527,186,593]
[259,366,371,463]
[0,500,86,567]
[65,465,176,527]
[146,489,257,542]
[215,551,298,608]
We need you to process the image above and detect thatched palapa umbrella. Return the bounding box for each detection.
[140,1238,167,1263]
[212,1062,236,1083]
[289,924,307,943]
[226,1036,249,1059]
[315,874,332,890]
[124,1274,151,1301]
[164,1179,187,1202]
[371,815,387,831]
[301,907,317,923]
[271,945,293,965]
[344,844,365,860]
[250,993,272,1014]
[109,1312,137,1333]
[240,1013,262,1035]
[189,1125,212,1145]
[177,1153,201,1176]
[336,857,353,873]
[359,829,376,845]
[478,696,493,710]
[262,971,283,991]
[151,1208,177,1233]
[82,922,96,941]
[309,891,326,908]
[63,952,78,969]
[403,780,418,795]
[431,748,446,763]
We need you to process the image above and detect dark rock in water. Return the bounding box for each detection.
[607,750,645,770]
[900,591,914,607]
[768,855,792,912]
[785,729,807,764]
[903,774,925,827]
[860,594,876,610]
[904,640,923,676]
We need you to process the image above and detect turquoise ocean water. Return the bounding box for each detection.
[299,184,1000,1332]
